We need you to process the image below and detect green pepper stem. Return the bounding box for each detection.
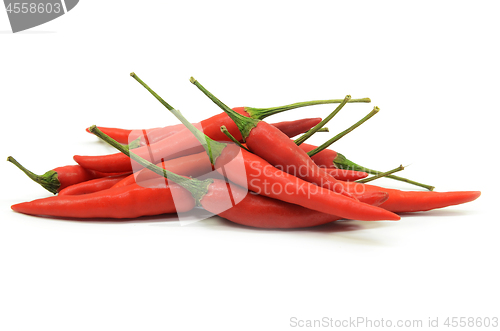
[131,72,226,165]
[294,95,351,146]
[89,125,212,205]
[126,137,142,149]
[190,77,260,141]
[7,156,60,194]
[311,127,329,133]
[220,126,250,152]
[356,164,404,184]
[245,98,371,120]
[334,153,435,191]
[307,107,379,157]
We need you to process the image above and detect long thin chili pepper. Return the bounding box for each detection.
[73,72,372,173]
[85,126,162,144]
[341,182,481,213]
[89,125,396,227]
[124,80,398,221]
[11,178,195,218]
[136,117,324,147]
[189,77,358,198]
[111,152,213,189]
[93,118,323,149]
[6,156,129,194]
[58,174,129,195]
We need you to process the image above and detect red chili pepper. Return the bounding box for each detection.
[112,152,213,189]
[298,142,339,168]
[6,156,129,194]
[58,174,129,195]
[324,168,368,181]
[75,117,318,173]
[189,77,357,198]
[12,178,195,219]
[105,82,398,221]
[75,117,328,173]
[214,145,397,220]
[130,117,323,147]
[342,182,481,213]
[85,126,163,144]
[89,126,394,227]
[74,73,371,173]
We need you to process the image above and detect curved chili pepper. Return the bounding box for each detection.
[75,117,326,173]
[11,178,195,219]
[90,126,395,227]
[341,182,481,213]
[214,144,397,220]
[132,117,323,147]
[189,77,356,198]
[75,115,319,173]
[112,152,213,189]
[58,174,129,195]
[85,126,161,144]
[6,156,130,194]
[105,82,398,221]
[74,73,371,173]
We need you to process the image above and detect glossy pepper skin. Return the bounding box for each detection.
[74,109,319,173]
[298,142,338,168]
[245,121,351,197]
[137,117,321,147]
[6,156,131,194]
[58,175,129,195]
[341,182,481,213]
[111,152,366,192]
[112,152,213,189]
[11,179,195,219]
[85,126,162,144]
[212,144,399,221]
[204,179,386,229]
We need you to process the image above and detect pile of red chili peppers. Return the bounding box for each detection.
[8,73,481,228]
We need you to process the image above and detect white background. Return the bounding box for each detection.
[1,1,498,330]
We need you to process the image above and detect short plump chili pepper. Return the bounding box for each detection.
[58,174,129,195]
[74,72,371,173]
[90,126,394,227]
[119,82,398,221]
[341,181,481,213]
[189,77,358,197]
[6,156,130,194]
[11,178,195,219]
